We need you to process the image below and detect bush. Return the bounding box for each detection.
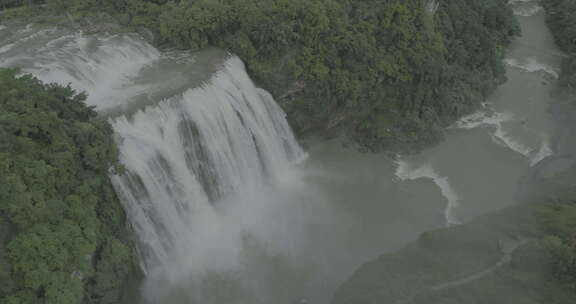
[0,69,135,304]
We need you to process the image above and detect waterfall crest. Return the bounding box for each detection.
[111,56,305,279]
[0,25,306,299]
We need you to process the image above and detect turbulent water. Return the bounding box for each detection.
[0,24,313,303]
[0,23,444,303]
[0,1,561,302]
[395,0,560,225]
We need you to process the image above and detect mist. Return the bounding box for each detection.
[0,0,573,303]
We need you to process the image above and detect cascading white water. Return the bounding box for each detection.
[110,56,305,280]
[0,24,306,301]
[395,159,461,226]
[0,24,160,111]
[1,5,563,301]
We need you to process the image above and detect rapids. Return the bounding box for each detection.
[0,1,561,302]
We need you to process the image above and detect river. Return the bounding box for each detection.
[0,0,561,303]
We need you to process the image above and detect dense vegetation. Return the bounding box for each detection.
[0,69,136,304]
[332,3,576,303]
[542,0,576,100]
[542,0,576,55]
[0,1,527,303]
[2,0,519,152]
[333,175,576,304]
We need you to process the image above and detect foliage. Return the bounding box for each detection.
[147,0,519,152]
[0,69,134,304]
[538,204,576,291]
[332,185,576,304]
[334,223,503,304]
[332,205,528,304]
[335,103,576,303]
[88,238,133,304]
[0,0,41,10]
[2,0,519,152]
[541,0,576,54]
[542,0,576,101]
[331,200,576,303]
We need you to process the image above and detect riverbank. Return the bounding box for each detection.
[390,238,529,304]
[0,1,563,304]
[331,203,536,304]
[332,183,576,304]
[332,2,576,303]
[542,0,576,158]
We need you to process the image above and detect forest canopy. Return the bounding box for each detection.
[0,1,561,303]
[332,4,576,303]
[0,69,135,304]
[542,0,576,99]
[2,0,520,152]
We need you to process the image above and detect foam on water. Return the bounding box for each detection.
[451,106,530,152]
[0,43,14,55]
[508,0,543,17]
[505,57,559,78]
[1,20,558,302]
[513,5,543,17]
[395,159,461,226]
[0,26,307,301]
[0,25,160,111]
[450,105,550,166]
[530,135,553,166]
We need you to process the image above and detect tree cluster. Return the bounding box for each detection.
[0,69,135,304]
[543,0,576,99]
[5,0,519,152]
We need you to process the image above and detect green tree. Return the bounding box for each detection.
[0,69,135,304]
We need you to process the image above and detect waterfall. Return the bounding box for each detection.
[0,25,306,300]
[0,24,161,111]
[110,56,305,278]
